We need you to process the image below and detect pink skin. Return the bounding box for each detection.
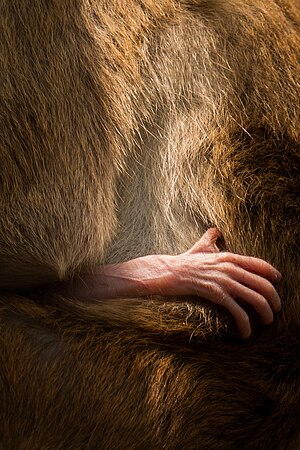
[62,228,281,339]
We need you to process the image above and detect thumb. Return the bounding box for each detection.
[186,228,221,254]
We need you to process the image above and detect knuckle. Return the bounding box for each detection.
[225,278,241,294]
[215,253,230,263]
[252,293,271,313]
[207,282,224,298]
[218,262,237,273]
[239,310,250,326]
[217,253,242,268]
[263,281,276,297]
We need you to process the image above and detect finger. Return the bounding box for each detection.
[216,253,281,282]
[187,228,221,254]
[197,283,251,339]
[223,278,274,325]
[219,293,252,339]
[217,264,281,312]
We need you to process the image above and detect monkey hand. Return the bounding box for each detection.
[61,228,281,339]
[160,228,282,338]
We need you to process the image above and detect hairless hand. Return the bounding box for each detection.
[61,228,281,339]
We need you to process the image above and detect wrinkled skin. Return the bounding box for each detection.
[0,1,300,449]
[60,227,281,339]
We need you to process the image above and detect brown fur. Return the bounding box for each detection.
[0,0,300,448]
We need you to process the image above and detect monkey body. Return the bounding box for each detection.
[0,1,300,448]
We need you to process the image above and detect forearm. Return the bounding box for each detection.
[61,255,176,301]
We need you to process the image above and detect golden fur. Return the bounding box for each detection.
[0,1,299,448]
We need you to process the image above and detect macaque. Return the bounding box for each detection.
[0,1,300,449]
